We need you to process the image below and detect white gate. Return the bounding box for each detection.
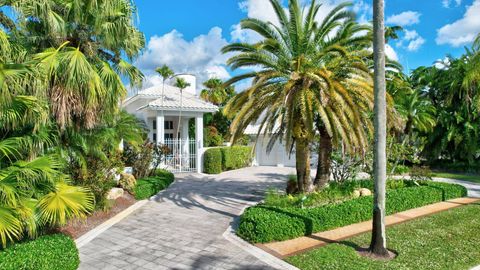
[163,138,197,173]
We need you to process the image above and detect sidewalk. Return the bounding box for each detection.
[258,197,480,258]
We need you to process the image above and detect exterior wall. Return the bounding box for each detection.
[252,135,296,167]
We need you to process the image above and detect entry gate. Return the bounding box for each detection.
[163,138,197,173]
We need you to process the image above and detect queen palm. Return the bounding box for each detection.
[200,78,234,106]
[5,0,145,129]
[156,65,175,108]
[223,0,375,192]
[174,77,191,138]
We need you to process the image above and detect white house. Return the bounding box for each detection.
[244,124,297,168]
[122,74,218,173]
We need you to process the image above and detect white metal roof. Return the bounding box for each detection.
[124,84,218,113]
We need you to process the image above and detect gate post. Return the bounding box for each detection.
[195,115,203,173]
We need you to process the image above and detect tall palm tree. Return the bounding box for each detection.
[174,77,191,139]
[223,0,375,192]
[6,0,145,129]
[156,65,174,108]
[200,78,234,106]
[370,0,389,256]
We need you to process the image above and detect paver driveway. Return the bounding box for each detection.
[79,166,295,270]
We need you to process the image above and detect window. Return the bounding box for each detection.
[165,133,174,140]
[164,121,174,130]
[153,120,157,130]
[153,133,157,142]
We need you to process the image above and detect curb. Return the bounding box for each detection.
[75,199,148,248]
[222,205,299,270]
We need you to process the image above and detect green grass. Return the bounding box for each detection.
[432,172,480,183]
[287,204,480,270]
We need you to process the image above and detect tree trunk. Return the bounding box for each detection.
[314,126,332,188]
[370,0,389,256]
[295,138,313,193]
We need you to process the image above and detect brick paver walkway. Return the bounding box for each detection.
[79,166,294,270]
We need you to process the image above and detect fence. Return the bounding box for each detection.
[163,138,197,173]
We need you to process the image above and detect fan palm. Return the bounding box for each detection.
[223,0,375,192]
[6,0,145,129]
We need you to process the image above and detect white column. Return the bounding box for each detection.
[156,111,164,145]
[195,115,203,173]
[181,118,190,169]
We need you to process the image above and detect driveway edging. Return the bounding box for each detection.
[75,199,148,248]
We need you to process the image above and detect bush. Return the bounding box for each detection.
[119,173,136,193]
[221,146,252,170]
[204,146,252,174]
[0,234,79,270]
[238,181,467,243]
[204,126,224,147]
[133,170,174,200]
[204,148,223,174]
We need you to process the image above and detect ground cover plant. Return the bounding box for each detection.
[238,180,466,243]
[133,169,175,200]
[287,204,480,270]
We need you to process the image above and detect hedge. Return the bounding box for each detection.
[133,169,174,200]
[204,148,223,174]
[0,234,79,270]
[238,181,467,243]
[204,146,252,174]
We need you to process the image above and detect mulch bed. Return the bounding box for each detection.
[57,193,137,239]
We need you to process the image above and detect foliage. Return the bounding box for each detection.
[133,170,174,200]
[119,173,137,193]
[431,172,480,184]
[221,146,253,170]
[330,151,362,183]
[223,0,382,192]
[287,204,480,270]
[409,166,433,181]
[0,234,79,270]
[203,146,253,174]
[200,78,235,106]
[237,181,466,243]
[123,141,154,179]
[203,148,223,174]
[204,126,224,147]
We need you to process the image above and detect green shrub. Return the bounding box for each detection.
[204,148,223,174]
[119,173,137,193]
[133,170,174,200]
[238,181,467,243]
[221,146,252,170]
[204,146,252,174]
[0,234,79,270]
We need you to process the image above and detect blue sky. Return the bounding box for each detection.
[133,0,480,90]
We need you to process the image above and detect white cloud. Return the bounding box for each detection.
[135,27,230,92]
[396,30,426,51]
[436,0,480,47]
[385,44,399,61]
[442,0,462,8]
[386,11,421,26]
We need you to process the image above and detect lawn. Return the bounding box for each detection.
[287,204,480,270]
[432,172,480,184]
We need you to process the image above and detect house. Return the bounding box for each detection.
[244,124,297,168]
[122,74,218,173]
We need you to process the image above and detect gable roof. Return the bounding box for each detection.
[123,84,218,113]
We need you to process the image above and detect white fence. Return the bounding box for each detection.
[163,138,197,173]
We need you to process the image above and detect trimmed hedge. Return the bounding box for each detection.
[204,148,223,174]
[0,234,79,270]
[133,169,174,200]
[204,146,252,174]
[238,181,467,243]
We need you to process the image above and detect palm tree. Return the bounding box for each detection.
[7,0,145,129]
[156,65,174,108]
[223,0,375,192]
[369,0,389,256]
[174,77,191,139]
[200,78,234,106]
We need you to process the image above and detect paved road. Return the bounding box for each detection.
[79,166,294,270]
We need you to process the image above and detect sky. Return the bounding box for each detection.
[133,0,480,90]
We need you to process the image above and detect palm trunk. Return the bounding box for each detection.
[370,0,389,256]
[295,138,313,193]
[314,126,332,188]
